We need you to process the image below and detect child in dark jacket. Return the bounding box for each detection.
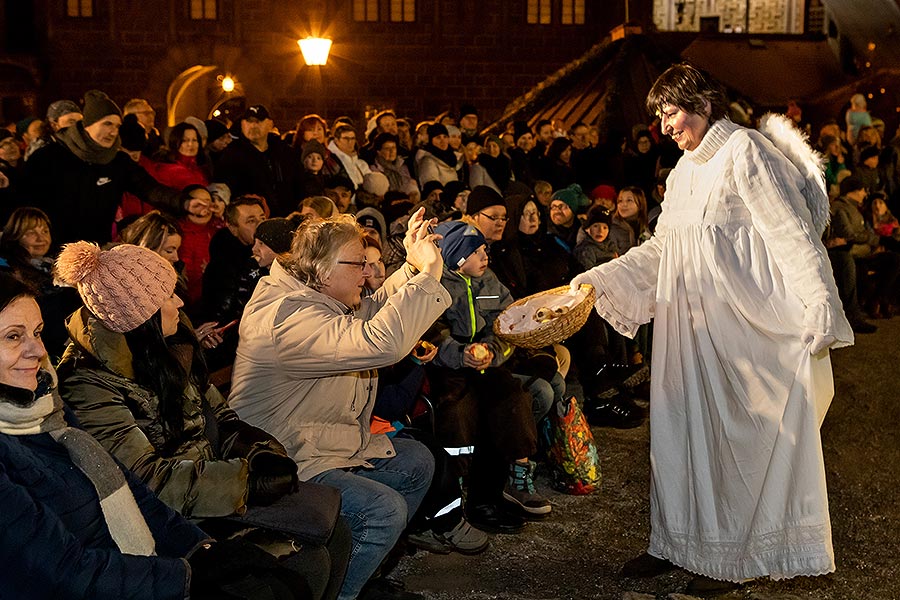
[574,206,618,272]
[426,221,550,533]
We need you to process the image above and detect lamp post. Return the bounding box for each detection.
[298,37,332,116]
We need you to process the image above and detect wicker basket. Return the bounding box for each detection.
[493,284,595,349]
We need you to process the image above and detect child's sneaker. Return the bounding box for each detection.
[503,460,551,517]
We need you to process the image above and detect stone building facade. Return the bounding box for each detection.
[0,0,653,130]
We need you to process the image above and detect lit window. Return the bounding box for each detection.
[527,0,552,25]
[390,0,415,22]
[189,0,217,20]
[66,0,93,17]
[353,0,379,21]
[561,0,585,25]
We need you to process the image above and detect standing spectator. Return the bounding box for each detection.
[216,105,302,217]
[23,90,186,246]
[123,98,163,155]
[845,93,872,146]
[150,122,209,191]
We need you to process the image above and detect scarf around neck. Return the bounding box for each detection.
[56,121,121,165]
[0,364,156,556]
[423,143,458,169]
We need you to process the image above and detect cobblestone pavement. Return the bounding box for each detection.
[395,317,900,600]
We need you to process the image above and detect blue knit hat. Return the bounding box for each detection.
[436,221,486,269]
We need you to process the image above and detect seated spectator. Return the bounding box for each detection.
[299,140,328,200]
[150,122,210,190]
[548,184,590,252]
[610,186,651,254]
[870,192,900,242]
[369,132,419,199]
[0,274,246,600]
[542,137,576,192]
[23,90,187,245]
[574,206,618,272]
[427,221,547,530]
[300,195,338,221]
[360,234,489,555]
[416,124,459,187]
[119,209,186,291]
[207,182,231,219]
[228,210,447,600]
[0,207,80,359]
[820,134,849,191]
[856,145,885,196]
[201,194,267,368]
[328,124,371,190]
[171,184,223,312]
[324,175,356,214]
[829,176,900,320]
[54,244,349,600]
[469,135,511,194]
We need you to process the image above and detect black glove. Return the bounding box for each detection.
[248,451,299,507]
[188,539,312,600]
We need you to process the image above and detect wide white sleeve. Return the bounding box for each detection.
[732,133,853,347]
[579,221,668,338]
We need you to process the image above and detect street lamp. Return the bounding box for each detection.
[298,37,332,66]
[221,76,235,93]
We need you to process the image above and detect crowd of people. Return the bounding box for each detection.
[0,63,892,598]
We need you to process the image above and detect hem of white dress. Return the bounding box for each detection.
[649,521,836,583]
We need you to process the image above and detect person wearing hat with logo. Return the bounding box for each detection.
[416,123,460,187]
[23,90,189,247]
[215,105,304,218]
[54,242,351,600]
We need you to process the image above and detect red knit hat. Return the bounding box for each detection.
[55,242,177,333]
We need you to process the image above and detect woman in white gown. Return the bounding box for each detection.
[571,64,854,595]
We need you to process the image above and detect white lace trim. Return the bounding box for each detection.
[649,520,835,582]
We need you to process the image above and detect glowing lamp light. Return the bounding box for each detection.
[221,76,235,92]
[298,37,332,66]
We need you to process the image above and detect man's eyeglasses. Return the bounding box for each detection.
[478,213,508,223]
[337,260,373,271]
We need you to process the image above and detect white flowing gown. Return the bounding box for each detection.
[579,118,854,581]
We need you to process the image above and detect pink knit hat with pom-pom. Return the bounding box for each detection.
[55,242,177,333]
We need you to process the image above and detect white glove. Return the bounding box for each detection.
[802,330,836,355]
[569,271,594,294]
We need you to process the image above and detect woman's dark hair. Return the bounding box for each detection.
[546,137,573,163]
[163,122,206,164]
[646,63,729,124]
[123,313,208,440]
[0,271,36,313]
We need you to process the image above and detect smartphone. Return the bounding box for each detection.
[427,223,441,247]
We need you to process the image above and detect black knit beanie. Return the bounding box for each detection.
[82,90,122,127]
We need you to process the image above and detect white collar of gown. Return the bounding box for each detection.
[684,118,740,165]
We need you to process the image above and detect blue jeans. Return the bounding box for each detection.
[515,372,566,423]
[311,437,435,600]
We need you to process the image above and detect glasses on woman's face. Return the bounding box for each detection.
[478,212,508,223]
[337,259,374,273]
